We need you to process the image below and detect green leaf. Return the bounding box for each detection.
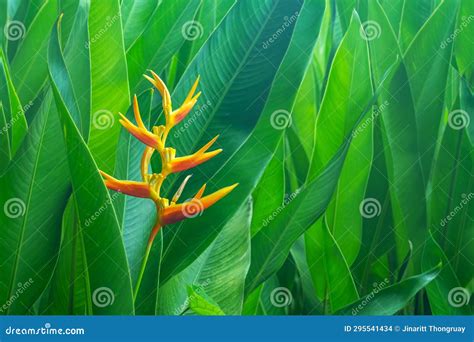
[126,0,201,92]
[121,0,161,49]
[455,0,474,89]
[158,200,251,315]
[403,0,460,179]
[88,0,130,173]
[50,27,134,314]
[422,233,471,314]
[0,49,27,155]
[336,265,441,315]
[0,93,69,314]
[187,286,225,316]
[11,0,57,105]
[322,219,359,312]
[43,196,92,315]
[368,1,427,265]
[309,12,372,266]
[250,141,285,237]
[159,0,323,283]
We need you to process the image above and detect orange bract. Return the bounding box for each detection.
[99,71,237,236]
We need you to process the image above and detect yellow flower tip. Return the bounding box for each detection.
[144,71,172,113]
[133,95,146,128]
[199,183,239,209]
[170,148,222,173]
[194,183,207,199]
[196,135,219,155]
[184,76,201,103]
[171,174,193,203]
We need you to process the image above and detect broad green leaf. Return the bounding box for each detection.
[187,286,225,316]
[312,11,372,266]
[11,0,57,105]
[398,0,440,51]
[378,0,403,34]
[246,143,350,294]
[455,0,474,89]
[335,0,357,32]
[404,0,460,179]
[250,141,285,237]
[0,49,27,155]
[422,233,471,314]
[0,93,69,314]
[63,0,91,139]
[369,1,427,265]
[428,110,473,286]
[50,30,134,313]
[322,219,359,312]
[159,0,323,283]
[126,0,201,92]
[336,265,441,315]
[88,0,130,173]
[121,0,161,49]
[44,196,92,315]
[158,200,251,315]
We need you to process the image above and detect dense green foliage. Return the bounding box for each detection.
[0,0,472,315]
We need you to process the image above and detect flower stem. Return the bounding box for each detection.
[133,223,161,302]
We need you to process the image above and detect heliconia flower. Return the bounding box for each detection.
[99,171,157,200]
[144,70,201,127]
[164,135,222,173]
[119,95,162,150]
[159,183,238,225]
[99,71,237,301]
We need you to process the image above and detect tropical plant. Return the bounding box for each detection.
[0,0,472,316]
